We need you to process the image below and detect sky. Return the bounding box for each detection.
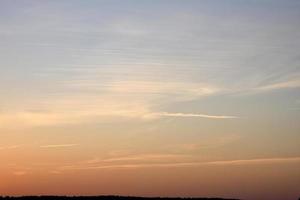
[0,0,300,200]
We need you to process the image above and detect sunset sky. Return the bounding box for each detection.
[0,1,300,200]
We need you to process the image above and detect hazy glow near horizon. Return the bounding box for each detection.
[0,1,300,200]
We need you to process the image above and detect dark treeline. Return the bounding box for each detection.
[0,196,240,200]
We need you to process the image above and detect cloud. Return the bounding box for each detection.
[55,153,195,171]
[0,103,237,129]
[148,112,238,119]
[103,80,219,98]
[204,157,300,165]
[40,144,79,148]
[13,171,28,176]
[70,154,193,166]
[49,170,62,174]
[55,156,300,171]
[9,73,299,129]
[174,135,241,151]
[256,79,300,91]
[0,145,21,150]
[102,154,192,162]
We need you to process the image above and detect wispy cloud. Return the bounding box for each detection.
[256,79,300,91]
[40,144,79,148]
[0,102,238,129]
[102,154,191,162]
[57,157,300,171]
[13,171,28,176]
[0,145,21,150]
[148,112,238,119]
[103,80,219,98]
[73,154,192,166]
[204,157,300,165]
[174,134,241,151]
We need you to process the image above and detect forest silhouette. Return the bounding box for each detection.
[0,196,240,200]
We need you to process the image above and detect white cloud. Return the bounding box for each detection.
[148,112,238,119]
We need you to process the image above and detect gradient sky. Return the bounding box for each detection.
[0,1,300,200]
